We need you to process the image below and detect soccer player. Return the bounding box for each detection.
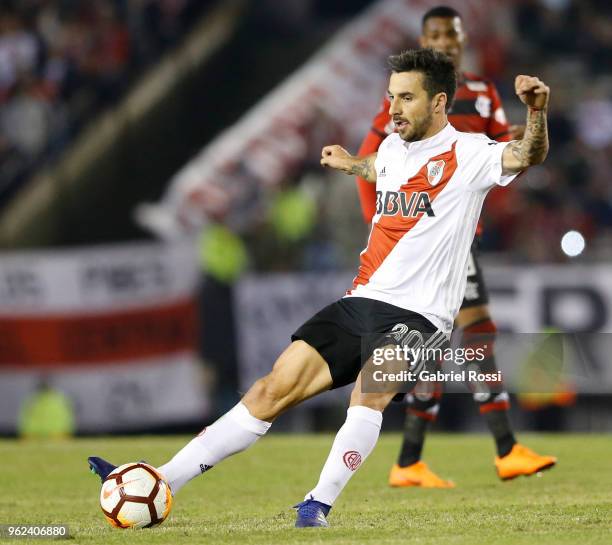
[89,48,551,528]
[355,6,556,488]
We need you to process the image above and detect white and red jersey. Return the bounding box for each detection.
[355,72,512,225]
[345,123,520,334]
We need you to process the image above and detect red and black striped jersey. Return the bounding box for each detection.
[356,72,511,225]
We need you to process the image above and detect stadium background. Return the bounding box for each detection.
[1,0,611,438]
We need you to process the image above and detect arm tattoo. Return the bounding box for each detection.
[509,108,549,167]
[348,155,376,182]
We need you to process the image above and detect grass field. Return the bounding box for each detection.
[1,433,611,544]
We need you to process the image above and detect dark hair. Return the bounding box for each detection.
[387,49,456,112]
[422,5,462,28]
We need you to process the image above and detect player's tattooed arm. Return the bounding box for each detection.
[502,75,550,174]
[503,109,548,171]
[347,154,377,181]
[320,145,377,182]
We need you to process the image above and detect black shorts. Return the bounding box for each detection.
[460,239,489,309]
[291,297,445,390]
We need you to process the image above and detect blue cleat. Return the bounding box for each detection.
[294,496,331,527]
[88,456,117,482]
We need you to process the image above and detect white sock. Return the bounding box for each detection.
[157,402,271,494]
[306,405,382,506]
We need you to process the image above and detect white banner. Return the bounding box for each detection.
[0,240,199,313]
[0,241,209,433]
[0,354,208,433]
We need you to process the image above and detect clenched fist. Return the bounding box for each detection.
[515,75,550,111]
[320,145,376,181]
[321,145,352,172]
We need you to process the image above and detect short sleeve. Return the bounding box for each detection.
[463,137,522,191]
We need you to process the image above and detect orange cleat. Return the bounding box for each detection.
[495,443,557,481]
[388,461,455,488]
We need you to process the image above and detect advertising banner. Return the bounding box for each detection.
[0,241,208,433]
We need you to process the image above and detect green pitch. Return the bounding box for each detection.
[1,434,610,544]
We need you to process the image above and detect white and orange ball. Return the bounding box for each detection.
[99,463,172,529]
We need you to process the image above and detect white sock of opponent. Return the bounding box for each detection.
[306,405,383,506]
[157,402,271,494]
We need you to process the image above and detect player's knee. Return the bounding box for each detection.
[243,375,288,421]
[249,370,301,409]
[251,375,284,405]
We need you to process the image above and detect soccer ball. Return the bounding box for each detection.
[99,463,172,529]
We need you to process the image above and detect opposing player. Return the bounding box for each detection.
[89,49,550,528]
[356,6,556,488]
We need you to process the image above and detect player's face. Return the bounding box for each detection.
[420,16,465,69]
[387,71,437,142]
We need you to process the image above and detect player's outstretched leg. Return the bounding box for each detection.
[294,373,395,528]
[87,340,333,493]
[460,310,557,480]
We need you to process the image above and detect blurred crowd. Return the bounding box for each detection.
[2,0,611,266]
[477,0,612,262]
[0,0,206,205]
